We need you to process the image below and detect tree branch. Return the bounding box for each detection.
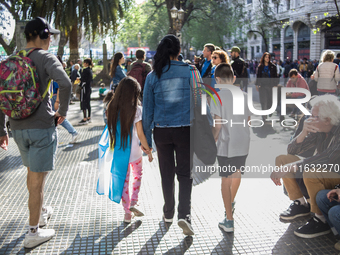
[0,0,19,19]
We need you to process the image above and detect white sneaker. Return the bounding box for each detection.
[178,216,194,236]
[129,205,144,217]
[71,133,79,144]
[24,228,55,248]
[39,206,53,227]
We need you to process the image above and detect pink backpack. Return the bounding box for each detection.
[0,48,51,119]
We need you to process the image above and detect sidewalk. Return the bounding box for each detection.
[0,91,338,254]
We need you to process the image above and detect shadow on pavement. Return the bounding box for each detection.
[211,231,234,254]
[137,221,171,254]
[59,221,142,254]
[272,222,337,254]
[163,236,193,255]
[61,134,101,151]
[83,148,98,161]
[0,233,25,254]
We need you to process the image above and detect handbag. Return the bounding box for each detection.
[189,66,217,166]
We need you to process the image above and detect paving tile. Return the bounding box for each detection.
[0,97,338,254]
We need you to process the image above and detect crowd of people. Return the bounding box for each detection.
[2,16,340,251]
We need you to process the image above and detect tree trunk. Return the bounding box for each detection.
[69,23,79,62]
[57,31,68,58]
[0,24,17,55]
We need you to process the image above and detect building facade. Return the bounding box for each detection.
[228,0,340,61]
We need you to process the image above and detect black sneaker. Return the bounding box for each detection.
[294,216,331,238]
[178,215,194,236]
[279,200,310,220]
[78,119,88,125]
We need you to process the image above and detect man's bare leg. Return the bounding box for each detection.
[27,167,48,225]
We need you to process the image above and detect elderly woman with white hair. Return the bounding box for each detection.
[311,50,340,95]
[271,95,340,239]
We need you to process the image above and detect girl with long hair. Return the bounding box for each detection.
[142,34,199,236]
[255,52,278,121]
[79,58,93,124]
[109,52,126,91]
[107,76,153,223]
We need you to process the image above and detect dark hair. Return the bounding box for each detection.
[259,52,271,66]
[153,35,180,79]
[212,50,229,64]
[289,68,298,77]
[83,58,93,68]
[215,63,234,80]
[337,53,340,58]
[107,77,141,150]
[136,49,146,59]
[103,91,114,104]
[110,52,124,78]
[204,43,216,54]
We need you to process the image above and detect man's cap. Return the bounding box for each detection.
[24,17,60,37]
[228,46,241,53]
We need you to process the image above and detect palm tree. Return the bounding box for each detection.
[17,0,129,61]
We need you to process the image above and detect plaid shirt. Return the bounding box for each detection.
[287,124,340,172]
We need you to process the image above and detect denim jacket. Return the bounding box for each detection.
[112,65,126,85]
[142,61,195,147]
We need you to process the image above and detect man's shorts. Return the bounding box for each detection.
[217,155,248,177]
[12,127,57,172]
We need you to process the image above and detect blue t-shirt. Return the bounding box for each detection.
[201,59,211,77]
[52,81,59,95]
[262,66,271,78]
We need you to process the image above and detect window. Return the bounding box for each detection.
[254,34,257,40]
[256,46,260,52]
[286,0,290,10]
[247,0,252,3]
[285,26,293,38]
[298,24,310,39]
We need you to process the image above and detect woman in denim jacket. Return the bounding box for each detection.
[109,52,126,91]
[142,35,196,236]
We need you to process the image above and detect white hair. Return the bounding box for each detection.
[74,64,80,69]
[310,95,340,125]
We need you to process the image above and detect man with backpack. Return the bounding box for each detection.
[127,49,152,94]
[0,17,71,248]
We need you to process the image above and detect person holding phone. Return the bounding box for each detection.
[316,188,340,250]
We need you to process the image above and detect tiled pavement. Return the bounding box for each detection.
[0,87,339,254]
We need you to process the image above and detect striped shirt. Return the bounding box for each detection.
[287,125,340,173]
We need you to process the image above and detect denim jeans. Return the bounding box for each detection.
[51,96,77,135]
[316,189,340,235]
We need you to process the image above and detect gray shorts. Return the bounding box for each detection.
[12,126,57,172]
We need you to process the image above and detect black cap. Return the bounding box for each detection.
[24,17,60,37]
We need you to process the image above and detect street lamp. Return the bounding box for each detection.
[170,5,178,32]
[137,32,141,47]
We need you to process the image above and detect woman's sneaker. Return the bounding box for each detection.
[39,206,53,227]
[129,205,144,217]
[24,228,55,248]
[218,218,234,232]
[178,215,194,236]
[78,119,88,125]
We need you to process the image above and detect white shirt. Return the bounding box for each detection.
[129,105,143,163]
[210,87,251,158]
